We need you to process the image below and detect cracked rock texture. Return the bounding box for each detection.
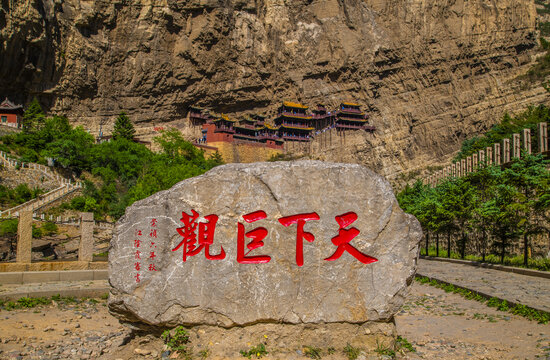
[108,161,422,328]
[1,0,548,180]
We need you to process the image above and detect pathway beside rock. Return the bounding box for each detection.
[417,258,550,313]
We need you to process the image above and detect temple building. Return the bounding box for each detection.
[335,102,374,131]
[311,104,335,130]
[274,101,314,142]
[0,98,23,128]
[189,100,375,150]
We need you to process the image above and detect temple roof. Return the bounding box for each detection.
[0,98,23,111]
[278,113,313,120]
[213,114,236,122]
[341,102,360,107]
[283,101,308,110]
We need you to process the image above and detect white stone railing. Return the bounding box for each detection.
[31,213,114,229]
[0,183,82,218]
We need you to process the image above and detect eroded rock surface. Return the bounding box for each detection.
[108,161,421,328]
[2,0,548,180]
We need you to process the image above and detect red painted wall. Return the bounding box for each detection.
[0,113,19,125]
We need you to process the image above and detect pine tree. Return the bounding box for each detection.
[112,111,135,141]
[22,97,45,133]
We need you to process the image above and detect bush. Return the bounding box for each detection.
[40,222,58,236]
[0,219,18,236]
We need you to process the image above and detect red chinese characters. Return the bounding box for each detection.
[172,210,226,261]
[237,211,271,264]
[168,209,377,266]
[278,212,320,267]
[324,212,377,264]
[133,228,143,282]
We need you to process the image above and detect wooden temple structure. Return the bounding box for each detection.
[0,98,23,128]
[189,101,374,148]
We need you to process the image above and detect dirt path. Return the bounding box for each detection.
[396,282,550,359]
[0,282,548,359]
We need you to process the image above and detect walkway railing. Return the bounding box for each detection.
[422,122,548,187]
[0,183,82,218]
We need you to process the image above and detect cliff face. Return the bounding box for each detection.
[1,0,547,179]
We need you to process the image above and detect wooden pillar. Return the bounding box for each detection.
[466,156,472,173]
[16,210,32,263]
[512,133,521,159]
[472,153,478,170]
[494,143,501,165]
[503,138,511,163]
[461,159,466,176]
[538,122,548,153]
[78,212,94,262]
[486,146,493,165]
[523,128,531,155]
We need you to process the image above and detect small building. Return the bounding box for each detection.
[336,102,374,131]
[0,98,23,128]
[311,104,335,131]
[274,101,314,142]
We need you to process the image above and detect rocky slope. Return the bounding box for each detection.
[1,0,548,179]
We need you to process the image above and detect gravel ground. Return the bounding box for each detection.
[0,281,548,359]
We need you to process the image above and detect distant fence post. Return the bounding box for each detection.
[78,212,94,262]
[479,149,485,166]
[539,122,548,153]
[503,138,511,163]
[523,128,531,155]
[16,210,32,263]
[512,133,521,159]
[494,143,501,165]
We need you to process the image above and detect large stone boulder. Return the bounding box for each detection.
[109,161,421,345]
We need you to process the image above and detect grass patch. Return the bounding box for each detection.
[415,276,549,324]
[304,346,322,359]
[343,343,360,360]
[240,343,268,359]
[0,293,106,311]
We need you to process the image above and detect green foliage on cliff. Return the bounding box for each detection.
[454,105,550,160]
[0,184,44,209]
[1,112,223,220]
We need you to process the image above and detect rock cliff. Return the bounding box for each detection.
[1,0,548,179]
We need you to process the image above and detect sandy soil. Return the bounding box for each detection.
[0,282,548,359]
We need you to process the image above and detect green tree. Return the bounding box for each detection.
[22,97,45,133]
[112,111,135,141]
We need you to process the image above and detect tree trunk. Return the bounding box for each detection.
[461,231,466,259]
[425,232,429,256]
[523,233,529,267]
[501,236,505,264]
[447,232,451,258]
[482,230,486,262]
[436,233,439,257]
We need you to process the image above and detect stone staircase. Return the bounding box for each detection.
[0,151,83,218]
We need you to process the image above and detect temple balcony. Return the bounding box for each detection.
[214,126,235,133]
[282,122,314,130]
[282,134,311,142]
[279,111,311,119]
[337,116,367,122]
[258,134,281,141]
